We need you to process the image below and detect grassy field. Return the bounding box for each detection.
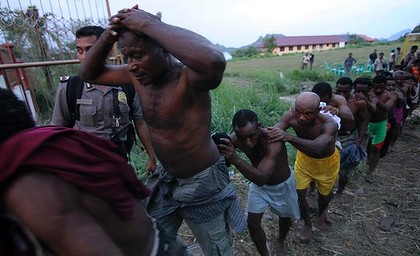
[225,42,401,77]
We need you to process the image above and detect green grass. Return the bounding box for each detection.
[225,42,401,79]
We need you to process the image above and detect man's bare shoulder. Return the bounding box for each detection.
[318,114,339,133]
[280,109,294,122]
[332,94,348,106]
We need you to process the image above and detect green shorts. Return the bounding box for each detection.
[368,120,387,147]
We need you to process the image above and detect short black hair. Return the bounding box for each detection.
[373,75,387,84]
[75,25,105,39]
[232,109,258,128]
[0,89,35,144]
[312,82,332,99]
[336,77,353,88]
[353,77,373,89]
[382,71,393,80]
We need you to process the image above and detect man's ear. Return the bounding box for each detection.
[257,121,262,127]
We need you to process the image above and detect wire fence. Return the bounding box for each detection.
[0,0,110,121]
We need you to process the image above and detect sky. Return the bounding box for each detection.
[107,0,419,48]
[4,0,419,48]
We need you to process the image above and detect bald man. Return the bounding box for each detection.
[268,92,340,241]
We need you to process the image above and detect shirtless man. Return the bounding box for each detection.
[388,70,416,148]
[366,75,398,182]
[311,81,355,132]
[268,92,340,240]
[353,77,378,150]
[0,88,156,256]
[380,78,398,158]
[78,6,245,255]
[334,77,368,198]
[217,109,300,256]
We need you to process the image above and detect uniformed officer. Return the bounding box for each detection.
[51,25,157,174]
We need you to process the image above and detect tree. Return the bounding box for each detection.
[347,34,366,44]
[263,35,277,53]
[232,46,260,59]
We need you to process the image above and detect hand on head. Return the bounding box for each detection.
[109,7,162,34]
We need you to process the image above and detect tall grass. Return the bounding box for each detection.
[211,79,291,134]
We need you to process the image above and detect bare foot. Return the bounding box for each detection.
[273,240,286,256]
[315,216,327,231]
[322,211,332,225]
[365,174,374,183]
[298,225,311,242]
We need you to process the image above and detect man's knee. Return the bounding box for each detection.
[247,213,263,231]
[187,214,233,256]
[318,191,333,201]
[297,189,307,200]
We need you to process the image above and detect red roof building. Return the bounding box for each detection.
[256,35,348,55]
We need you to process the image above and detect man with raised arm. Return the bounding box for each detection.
[78,6,245,256]
[217,109,299,256]
[268,92,340,241]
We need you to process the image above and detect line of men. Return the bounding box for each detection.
[1,6,419,256]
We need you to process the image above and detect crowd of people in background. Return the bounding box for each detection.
[1,4,419,255]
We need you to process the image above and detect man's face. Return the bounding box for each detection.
[76,35,98,63]
[354,83,370,97]
[119,32,166,86]
[373,83,386,95]
[386,80,396,92]
[394,73,405,86]
[293,105,319,127]
[234,122,260,149]
[335,83,351,99]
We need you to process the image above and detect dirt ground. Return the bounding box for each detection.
[181,115,420,256]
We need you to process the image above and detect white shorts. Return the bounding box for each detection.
[247,171,300,220]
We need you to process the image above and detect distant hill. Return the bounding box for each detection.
[214,44,237,55]
[387,29,411,41]
[248,34,286,48]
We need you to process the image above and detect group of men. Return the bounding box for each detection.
[2,6,245,256]
[1,6,419,256]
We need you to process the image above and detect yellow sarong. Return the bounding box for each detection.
[294,148,340,196]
